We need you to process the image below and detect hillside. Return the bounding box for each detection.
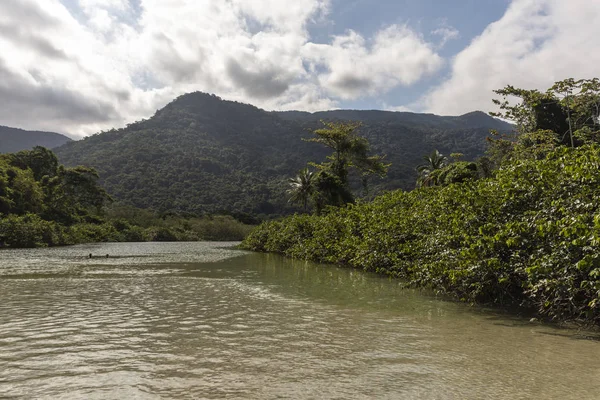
[273,109,513,194]
[0,126,72,153]
[55,92,513,217]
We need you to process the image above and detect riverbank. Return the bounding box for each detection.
[242,145,600,326]
[0,213,254,248]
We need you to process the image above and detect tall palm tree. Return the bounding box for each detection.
[287,168,315,211]
[416,149,448,187]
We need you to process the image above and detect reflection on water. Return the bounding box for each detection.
[1,242,599,399]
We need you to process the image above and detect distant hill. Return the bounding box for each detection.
[275,109,511,131]
[0,126,72,153]
[55,92,513,217]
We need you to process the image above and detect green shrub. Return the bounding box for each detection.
[66,222,120,243]
[242,145,600,325]
[143,226,179,242]
[186,215,255,241]
[0,213,56,248]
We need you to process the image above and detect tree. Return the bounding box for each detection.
[287,168,315,211]
[416,149,448,187]
[43,165,112,223]
[307,121,389,179]
[433,161,479,186]
[303,121,389,211]
[0,155,44,215]
[311,169,354,213]
[10,146,59,181]
[490,78,600,147]
[486,79,600,169]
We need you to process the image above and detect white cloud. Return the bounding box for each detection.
[0,0,130,135]
[423,0,600,116]
[303,25,444,100]
[382,103,414,113]
[431,25,459,48]
[0,0,443,137]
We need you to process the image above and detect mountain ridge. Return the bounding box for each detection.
[0,125,72,154]
[54,91,513,216]
[273,108,508,129]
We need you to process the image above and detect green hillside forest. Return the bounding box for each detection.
[242,78,600,325]
[54,92,512,218]
[0,147,253,248]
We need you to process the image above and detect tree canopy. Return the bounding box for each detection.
[287,168,314,211]
[0,146,111,221]
[295,121,390,213]
[416,149,448,187]
[491,78,600,147]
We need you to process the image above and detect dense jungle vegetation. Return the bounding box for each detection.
[0,147,252,248]
[243,78,600,325]
[54,92,511,217]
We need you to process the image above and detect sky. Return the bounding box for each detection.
[0,0,599,138]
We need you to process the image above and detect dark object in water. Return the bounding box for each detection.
[87,253,110,259]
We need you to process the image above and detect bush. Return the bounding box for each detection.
[242,145,600,325]
[183,215,255,241]
[66,222,120,243]
[143,226,179,242]
[0,213,57,247]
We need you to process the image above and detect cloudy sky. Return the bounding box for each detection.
[1,0,599,137]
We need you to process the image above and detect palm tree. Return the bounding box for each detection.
[416,149,448,187]
[287,168,315,211]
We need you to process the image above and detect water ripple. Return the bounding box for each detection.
[1,243,599,399]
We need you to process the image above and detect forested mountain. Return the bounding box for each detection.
[0,126,72,153]
[55,92,512,217]
[273,108,512,195]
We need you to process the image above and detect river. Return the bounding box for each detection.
[1,242,599,399]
